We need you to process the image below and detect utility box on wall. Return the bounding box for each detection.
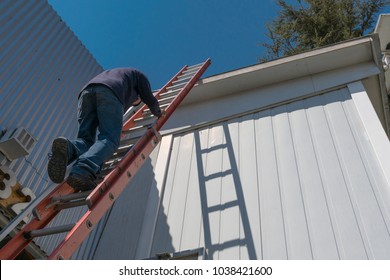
[0,127,36,161]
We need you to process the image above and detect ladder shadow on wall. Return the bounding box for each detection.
[194,123,257,260]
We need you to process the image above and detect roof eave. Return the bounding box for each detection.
[186,36,377,104]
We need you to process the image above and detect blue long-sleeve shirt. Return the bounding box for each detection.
[81,68,161,116]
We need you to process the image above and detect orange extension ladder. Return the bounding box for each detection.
[0,59,211,259]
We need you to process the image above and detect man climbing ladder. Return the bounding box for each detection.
[48,68,162,191]
[0,59,211,259]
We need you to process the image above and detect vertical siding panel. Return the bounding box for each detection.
[135,136,174,259]
[323,90,374,259]
[272,105,313,259]
[179,133,203,251]
[151,136,181,255]
[307,94,367,259]
[346,86,390,259]
[348,83,390,227]
[255,109,287,259]
[166,133,193,251]
[341,90,390,259]
[288,99,339,259]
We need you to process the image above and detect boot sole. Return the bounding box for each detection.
[67,174,96,191]
[48,138,68,183]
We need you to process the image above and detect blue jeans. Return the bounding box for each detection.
[68,85,124,179]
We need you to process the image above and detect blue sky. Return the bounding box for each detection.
[47,0,390,89]
[46,0,281,88]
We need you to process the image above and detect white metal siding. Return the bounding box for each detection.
[0,0,103,257]
[150,87,390,260]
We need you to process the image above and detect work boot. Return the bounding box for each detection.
[48,137,69,183]
[66,173,96,191]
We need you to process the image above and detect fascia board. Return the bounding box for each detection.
[184,37,376,106]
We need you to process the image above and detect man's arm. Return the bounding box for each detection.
[137,72,162,117]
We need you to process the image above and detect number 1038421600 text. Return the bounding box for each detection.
[212,266,272,276]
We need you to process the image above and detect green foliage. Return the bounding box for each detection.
[260,0,389,61]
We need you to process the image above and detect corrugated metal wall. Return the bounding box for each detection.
[0,0,103,256]
[150,87,390,260]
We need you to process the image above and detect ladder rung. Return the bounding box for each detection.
[102,159,120,171]
[51,191,92,203]
[186,62,204,70]
[102,158,121,169]
[98,166,115,178]
[182,67,199,75]
[101,158,119,169]
[55,200,89,210]
[142,103,169,115]
[110,152,129,162]
[166,81,188,91]
[177,70,199,80]
[32,208,42,221]
[120,136,143,147]
[102,144,132,168]
[158,96,175,105]
[172,75,191,85]
[45,191,92,210]
[118,135,139,147]
[134,115,156,127]
[24,224,75,239]
[123,110,137,123]
[111,146,132,159]
[115,143,133,153]
[96,167,117,183]
[122,125,148,139]
[123,124,148,133]
[159,88,181,99]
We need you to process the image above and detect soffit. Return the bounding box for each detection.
[184,37,375,106]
